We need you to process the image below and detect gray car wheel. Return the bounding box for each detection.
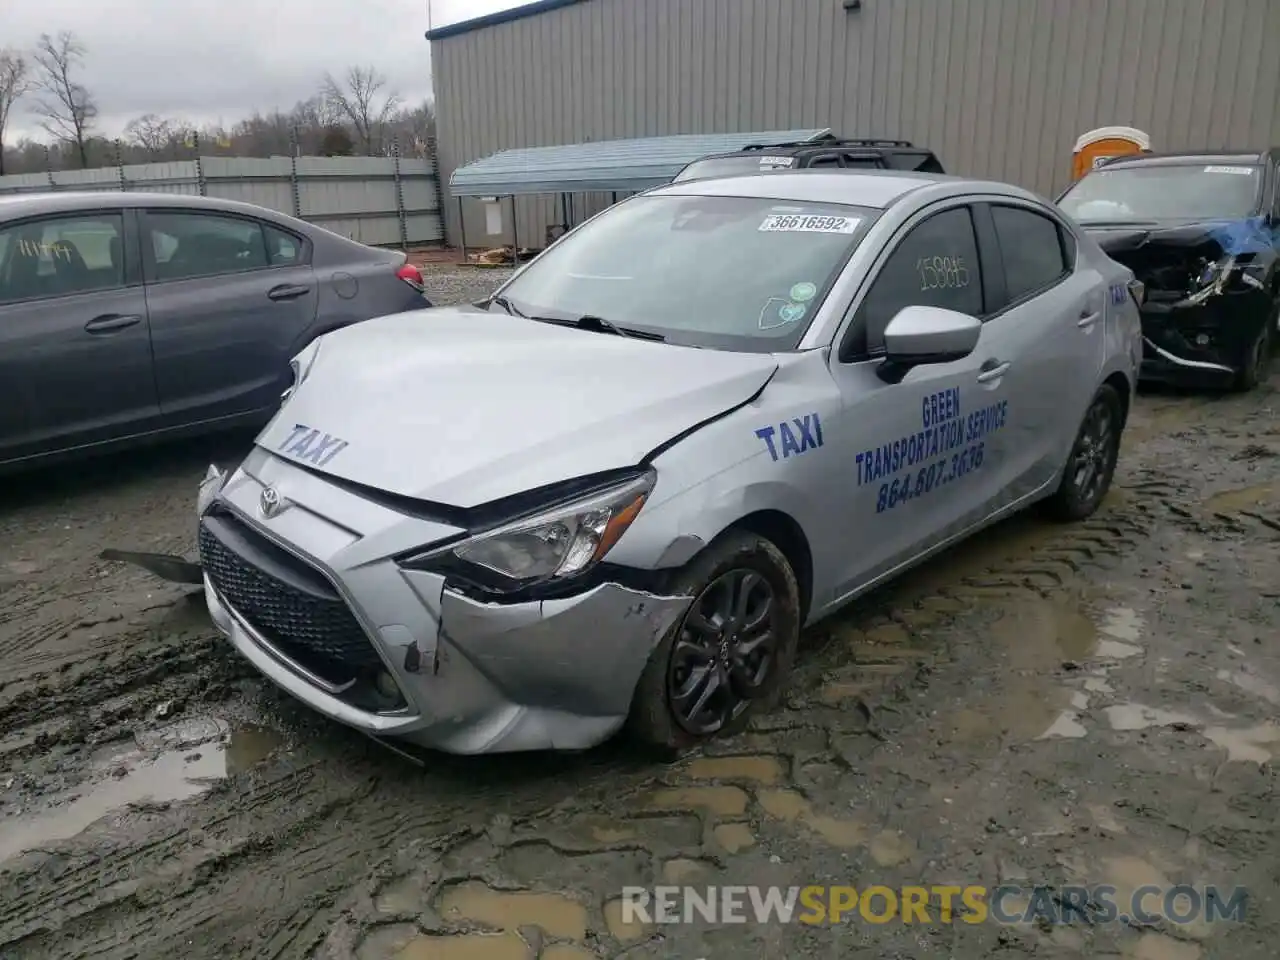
[1043,383,1123,522]
[627,530,800,754]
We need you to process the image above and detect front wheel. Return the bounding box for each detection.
[627,530,801,754]
[1232,317,1273,392]
[1043,383,1123,522]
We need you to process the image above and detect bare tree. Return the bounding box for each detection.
[32,31,98,168]
[320,67,401,155]
[0,49,32,177]
[124,113,179,156]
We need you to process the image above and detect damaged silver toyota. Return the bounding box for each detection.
[142,171,1140,755]
[1058,149,1280,391]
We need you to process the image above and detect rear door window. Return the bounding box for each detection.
[990,205,1071,303]
[146,211,270,281]
[0,213,126,303]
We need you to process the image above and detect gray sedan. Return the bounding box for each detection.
[0,192,431,472]
[191,170,1142,755]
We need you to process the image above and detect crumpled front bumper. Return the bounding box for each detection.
[1137,289,1273,384]
[199,463,693,755]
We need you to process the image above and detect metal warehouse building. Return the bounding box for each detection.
[428,0,1280,248]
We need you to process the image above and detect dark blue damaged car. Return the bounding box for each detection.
[1057,149,1280,391]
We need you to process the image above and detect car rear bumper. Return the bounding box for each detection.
[199,460,691,755]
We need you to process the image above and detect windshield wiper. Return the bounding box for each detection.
[485,294,526,317]
[572,315,665,341]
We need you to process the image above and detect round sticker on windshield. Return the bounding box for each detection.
[790,281,817,302]
[778,302,807,324]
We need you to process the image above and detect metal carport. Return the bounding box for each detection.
[448,128,832,260]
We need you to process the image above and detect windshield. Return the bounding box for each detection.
[492,194,879,351]
[672,155,795,182]
[1058,163,1262,223]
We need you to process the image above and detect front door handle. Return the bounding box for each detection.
[976,359,1011,383]
[268,283,311,301]
[85,313,142,333]
[1078,308,1101,328]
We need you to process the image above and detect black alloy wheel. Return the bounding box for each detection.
[667,568,778,736]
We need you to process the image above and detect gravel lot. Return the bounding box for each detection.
[1,264,1277,959]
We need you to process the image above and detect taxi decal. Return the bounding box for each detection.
[277,423,349,467]
[757,413,824,461]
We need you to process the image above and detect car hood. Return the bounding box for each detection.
[259,305,778,507]
[1082,217,1278,258]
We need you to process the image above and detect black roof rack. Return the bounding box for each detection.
[741,137,916,152]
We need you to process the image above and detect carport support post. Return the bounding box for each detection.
[457,197,467,262]
[510,195,519,265]
[561,193,570,234]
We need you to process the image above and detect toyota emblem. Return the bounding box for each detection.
[259,486,286,518]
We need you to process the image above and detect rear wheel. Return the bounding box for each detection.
[1232,315,1274,392]
[1043,384,1123,522]
[627,531,800,754]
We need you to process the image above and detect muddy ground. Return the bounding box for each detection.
[1,267,1277,959]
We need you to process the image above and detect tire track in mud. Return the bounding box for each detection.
[0,387,1268,960]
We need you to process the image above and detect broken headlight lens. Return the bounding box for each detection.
[409,470,655,591]
[1177,255,1237,307]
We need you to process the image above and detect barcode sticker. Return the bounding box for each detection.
[759,214,860,234]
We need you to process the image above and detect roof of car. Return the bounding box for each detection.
[652,169,976,209]
[1101,150,1270,169]
[0,191,298,222]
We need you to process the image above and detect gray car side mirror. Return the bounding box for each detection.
[876,305,982,384]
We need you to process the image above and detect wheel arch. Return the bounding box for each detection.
[1101,370,1132,428]
[711,509,815,626]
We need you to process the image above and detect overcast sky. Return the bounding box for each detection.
[7,0,526,141]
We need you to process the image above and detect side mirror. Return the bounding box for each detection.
[876,305,981,384]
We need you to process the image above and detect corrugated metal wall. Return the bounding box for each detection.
[432,0,1280,248]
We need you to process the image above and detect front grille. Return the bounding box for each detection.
[199,508,384,689]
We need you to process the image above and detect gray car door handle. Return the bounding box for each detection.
[976,360,1011,383]
[268,283,311,301]
[84,313,142,333]
[1078,309,1101,328]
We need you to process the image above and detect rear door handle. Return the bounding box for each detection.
[976,359,1011,383]
[268,283,311,301]
[85,314,142,333]
[1078,308,1101,328]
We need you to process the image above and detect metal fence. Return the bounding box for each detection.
[0,150,445,247]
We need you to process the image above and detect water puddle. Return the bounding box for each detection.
[1203,723,1280,764]
[988,596,1145,670]
[1125,932,1202,960]
[395,932,531,960]
[0,716,283,863]
[1216,668,1280,705]
[1103,703,1199,731]
[437,882,588,941]
[1203,482,1278,513]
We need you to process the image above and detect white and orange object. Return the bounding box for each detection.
[1071,127,1151,180]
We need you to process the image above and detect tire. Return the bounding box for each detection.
[627,530,801,754]
[1042,383,1123,522]
[1232,314,1274,393]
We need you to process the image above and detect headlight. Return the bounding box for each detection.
[282,340,322,403]
[1178,255,1237,306]
[407,470,655,592]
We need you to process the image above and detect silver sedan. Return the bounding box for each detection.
[193,170,1142,754]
